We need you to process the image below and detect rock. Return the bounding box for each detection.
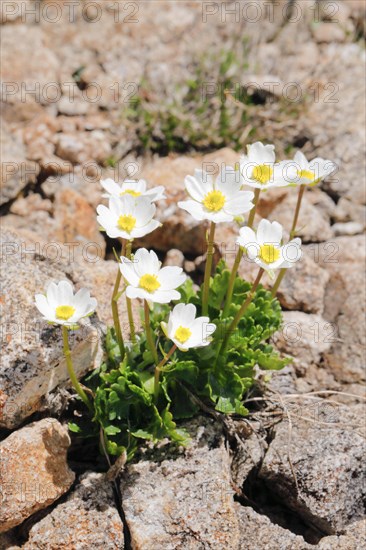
[53,188,105,253]
[22,113,59,163]
[259,418,366,535]
[120,416,241,549]
[318,519,366,550]
[163,248,185,268]
[41,171,102,211]
[236,505,312,550]
[306,43,366,204]
[0,228,102,429]
[319,235,366,383]
[57,95,90,117]
[332,196,366,225]
[0,125,39,206]
[273,311,332,374]
[332,221,364,236]
[269,189,333,243]
[4,187,106,259]
[21,472,124,549]
[55,131,112,165]
[231,424,267,489]
[274,250,330,315]
[312,23,346,44]
[0,418,75,533]
[0,26,59,105]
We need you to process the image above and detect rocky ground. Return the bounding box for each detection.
[0,0,365,548]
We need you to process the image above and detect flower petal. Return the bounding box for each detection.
[248,142,275,164]
[185,175,206,202]
[158,267,186,290]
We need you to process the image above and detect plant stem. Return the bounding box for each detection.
[290,184,305,239]
[125,240,136,344]
[271,269,286,297]
[247,188,261,229]
[202,221,216,316]
[111,267,125,359]
[219,268,264,357]
[222,247,243,318]
[154,344,177,402]
[62,326,93,412]
[271,184,305,297]
[144,300,158,365]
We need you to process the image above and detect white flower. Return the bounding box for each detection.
[120,248,186,304]
[178,166,254,223]
[240,141,291,189]
[286,151,337,186]
[237,219,302,277]
[97,195,160,240]
[161,303,216,352]
[35,280,97,327]
[101,178,166,202]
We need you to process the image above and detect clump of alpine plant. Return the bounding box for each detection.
[33,143,336,461]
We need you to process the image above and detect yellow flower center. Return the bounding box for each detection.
[55,305,76,321]
[120,189,141,197]
[117,214,136,233]
[174,326,192,344]
[297,169,315,181]
[139,274,161,293]
[259,244,280,264]
[252,164,273,184]
[203,190,226,212]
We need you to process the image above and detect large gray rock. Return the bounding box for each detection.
[0,229,102,429]
[0,125,39,206]
[236,505,312,550]
[120,416,241,549]
[259,418,366,535]
[319,235,366,383]
[21,472,124,549]
[273,311,332,374]
[0,418,75,533]
[274,251,330,315]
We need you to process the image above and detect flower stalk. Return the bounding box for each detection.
[223,188,260,318]
[62,326,93,412]
[247,187,261,229]
[223,247,243,318]
[271,184,305,297]
[202,221,216,316]
[111,268,125,359]
[125,240,136,343]
[144,300,158,365]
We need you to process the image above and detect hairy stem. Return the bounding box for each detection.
[125,240,136,344]
[202,221,216,316]
[223,247,243,318]
[111,268,125,359]
[272,184,305,296]
[247,188,261,229]
[62,326,93,412]
[144,300,158,365]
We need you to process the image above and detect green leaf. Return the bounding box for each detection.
[68,422,81,433]
[104,425,122,435]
